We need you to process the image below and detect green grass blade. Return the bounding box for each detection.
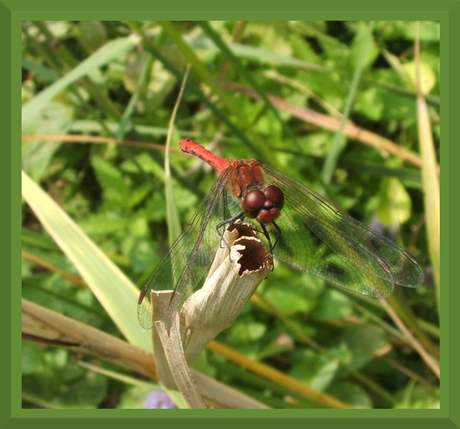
[22,57,59,82]
[127,21,262,161]
[197,21,298,149]
[159,22,244,124]
[158,21,273,164]
[165,65,190,245]
[418,94,440,310]
[21,170,151,351]
[415,23,440,313]
[321,21,376,186]
[183,33,439,108]
[117,54,154,140]
[22,35,139,129]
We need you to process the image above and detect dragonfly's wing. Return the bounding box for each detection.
[260,165,424,298]
[137,168,236,330]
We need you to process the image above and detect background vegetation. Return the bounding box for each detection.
[21,20,440,409]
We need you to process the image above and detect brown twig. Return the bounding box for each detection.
[222,81,430,170]
[21,133,182,154]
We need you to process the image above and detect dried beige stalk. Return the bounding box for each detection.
[152,222,271,407]
[22,299,268,408]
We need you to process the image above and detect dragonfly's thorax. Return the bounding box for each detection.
[229,160,285,224]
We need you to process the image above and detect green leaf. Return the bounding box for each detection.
[127,210,149,238]
[290,349,339,391]
[375,21,439,43]
[117,385,153,409]
[354,87,384,121]
[22,342,44,375]
[327,381,373,408]
[312,289,353,321]
[23,358,108,408]
[226,318,266,345]
[263,282,313,315]
[395,383,440,409]
[350,22,379,71]
[376,177,412,226]
[402,61,437,95]
[78,213,127,236]
[341,325,389,371]
[91,156,130,207]
[78,21,108,53]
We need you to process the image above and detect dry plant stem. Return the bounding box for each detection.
[207,341,352,409]
[379,299,440,379]
[152,223,271,408]
[21,133,180,154]
[181,230,271,363]
[152,291,177,389]
[22,299,268,409]
[153,292,207,409]
[22,299,157,379]
[22,249,88,287]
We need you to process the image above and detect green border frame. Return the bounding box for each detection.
[3,1,456,428]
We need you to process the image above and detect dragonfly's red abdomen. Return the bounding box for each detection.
[179,138,231,173]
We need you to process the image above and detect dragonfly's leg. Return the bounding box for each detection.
[271,221,282,252]
[261,222,282,253]
[216,212,245,258]
[216,211,245,236]
[260,223,273,252]
[261,222,281,272]
[261,223,275,272]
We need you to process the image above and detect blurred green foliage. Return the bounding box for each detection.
[22,20,439,409]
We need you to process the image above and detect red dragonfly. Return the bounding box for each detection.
[138,138,424,329]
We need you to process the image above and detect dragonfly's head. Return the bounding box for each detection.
[243,185,285,224]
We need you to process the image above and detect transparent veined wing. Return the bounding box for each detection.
[137,167,238,329]
[259,164,424,298]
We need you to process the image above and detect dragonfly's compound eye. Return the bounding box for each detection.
[256,185,284,224]
[265,185,284,209]
[243,189,266,218]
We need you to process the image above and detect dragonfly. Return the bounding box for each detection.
[138,138,424,330]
